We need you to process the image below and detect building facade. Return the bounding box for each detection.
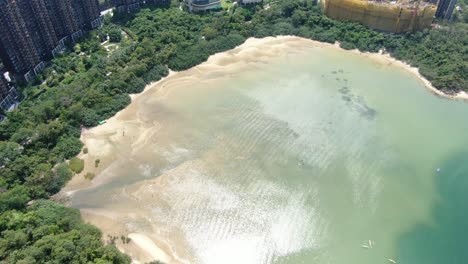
[44,0,79,38]
[322,0,437,33]
[113,0,171,13]
[74,0,102,29]
[187,0,221,12]
[18,0,58,59]
[435,0,457,19]
[240,0,262,4]
[0,0,102,81]
[115,0,142,13]
[0,0,42,77]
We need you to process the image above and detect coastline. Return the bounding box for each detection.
[59,68,185,264]
[335,42,468,101]
[63,35,465,264]
[60,70,178,194]
[240,36,468,101]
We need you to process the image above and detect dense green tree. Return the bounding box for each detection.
[202,26,218,40]
[53,136,83,160]
[0,142,22,167]
[292,9,308,27]
[109,28,123,43]
[0,186,29,213]
[0,201,131,264]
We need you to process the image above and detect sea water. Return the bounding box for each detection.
[67,38,468,264]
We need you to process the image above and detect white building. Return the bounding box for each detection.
[186,0,222,12]
[241,0,262,3]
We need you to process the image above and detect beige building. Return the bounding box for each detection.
[321,0,437,33]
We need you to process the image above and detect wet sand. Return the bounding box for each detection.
[60,36,465,263]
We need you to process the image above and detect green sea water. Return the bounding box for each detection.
[68,40,468,264]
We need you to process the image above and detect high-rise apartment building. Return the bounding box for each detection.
[0,0,43,78]
[0,0,102,80]
[44,0,80,39]
[435,0,457,19]
[18,0,58,58]
[74,0,102,29]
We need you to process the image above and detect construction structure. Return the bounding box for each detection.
[435,0,457,19]
[0,0,102,81]
[321,0,437,33]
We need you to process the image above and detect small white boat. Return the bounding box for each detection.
[361,245,370,249]
[388,258,397,263]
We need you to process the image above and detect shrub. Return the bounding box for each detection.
[84,172,95,180]
[69,158,84,173]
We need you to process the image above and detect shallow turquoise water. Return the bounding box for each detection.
[68,40,468,264]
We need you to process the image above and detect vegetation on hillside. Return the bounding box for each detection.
[452,0,468,23]
[0,0,466,262]
[0,201,130,264]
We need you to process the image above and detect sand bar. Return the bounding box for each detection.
[127,233,172,263]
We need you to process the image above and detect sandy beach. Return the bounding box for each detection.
[60,36,466,264]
